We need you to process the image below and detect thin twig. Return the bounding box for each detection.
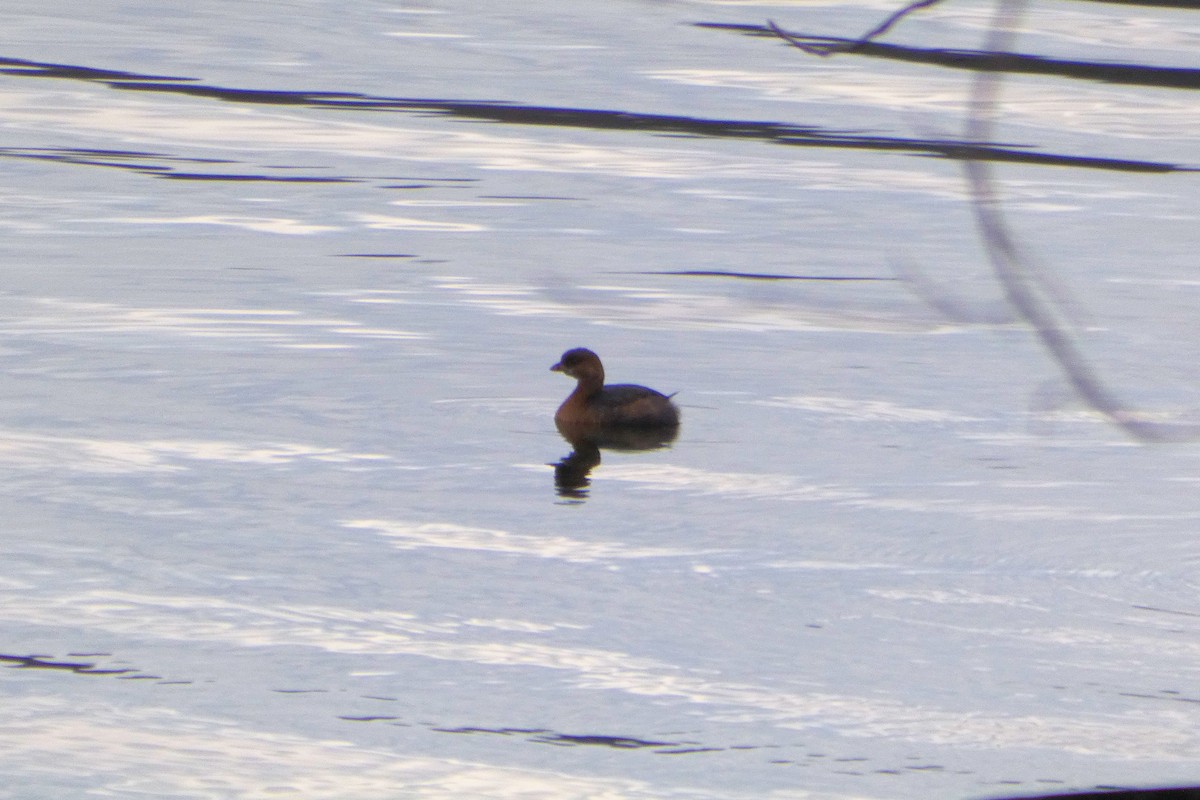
[769,0,947,55]
[859,0,947,44]
[766,20,844,56]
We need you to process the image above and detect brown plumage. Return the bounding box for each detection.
[550,348,679,429]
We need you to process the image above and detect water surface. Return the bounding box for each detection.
[1,1,1199,798]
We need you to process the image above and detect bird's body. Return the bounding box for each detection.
[551,348,679,430]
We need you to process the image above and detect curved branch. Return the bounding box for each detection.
[769,0,946,55]
[965,0,1200,442]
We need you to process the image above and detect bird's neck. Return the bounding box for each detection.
[572,372,604,397]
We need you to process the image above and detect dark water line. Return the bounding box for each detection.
[989,788,1200,800]
[161,173,359,183]
[0,146,381,183]
[0,653,135,676]
[0,57,193,83]
[698,23,1200,91]
[0,54,1187,174]
[1073,0,1200,7]
[114,82,1188,172]
[633,270,896,281]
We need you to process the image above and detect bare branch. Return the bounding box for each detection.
[891,258,1017,324]
[769,0,947,55]
[770,0,1200,440]
[858,0,948,45]
[964,0,1200,442]
[767,20,845,56]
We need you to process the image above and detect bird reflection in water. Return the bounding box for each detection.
[549,348,680,499]
[552,421,679,499]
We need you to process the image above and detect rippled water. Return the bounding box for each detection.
[2,1,1199,798]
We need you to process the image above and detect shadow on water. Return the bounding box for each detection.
[632,269,896,281]
[551,421,678,501]
[0,652,185,683]
[0,652,136,676]
[23,649,1200,784]
[0,145,368,183]
[0,54,1189,174]
[428,726,723,754]
[3,651,732,755]
[986,788,1200,800]
[696,21,1200,92]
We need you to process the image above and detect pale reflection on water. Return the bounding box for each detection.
[1,0,1199,797]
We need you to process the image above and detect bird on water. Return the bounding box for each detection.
[550,347,679,429]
